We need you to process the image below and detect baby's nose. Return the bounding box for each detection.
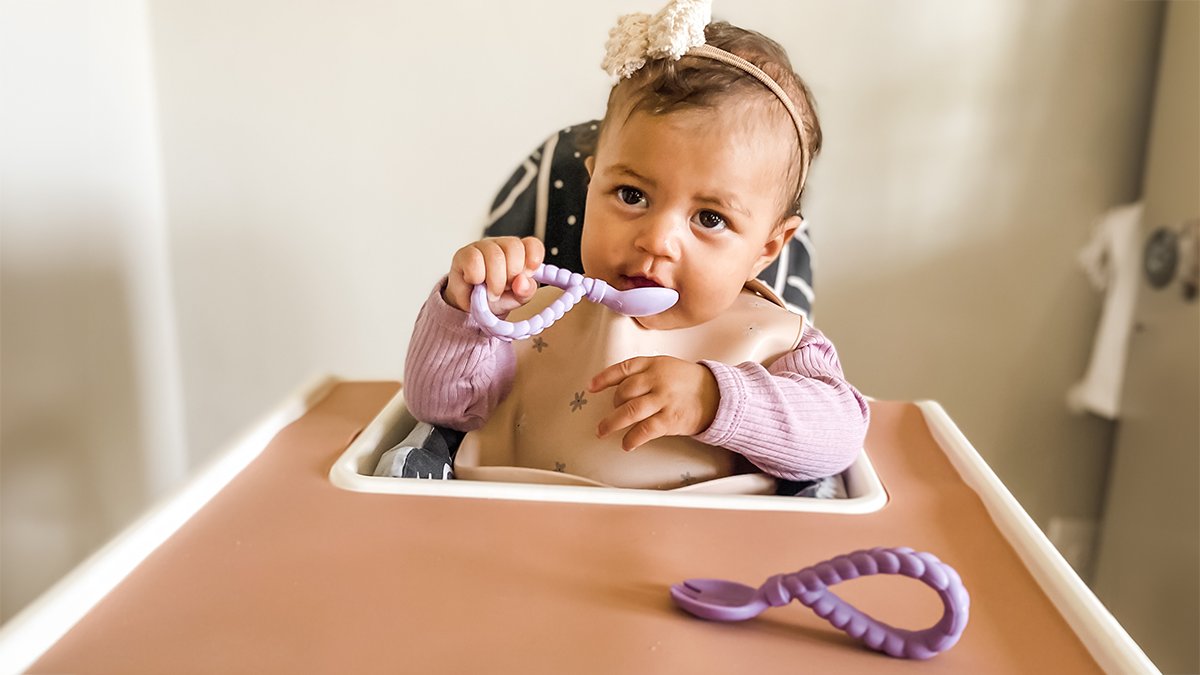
[634,214,682,260]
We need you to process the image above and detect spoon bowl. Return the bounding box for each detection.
[606,286,680,317]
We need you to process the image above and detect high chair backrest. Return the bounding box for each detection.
[483,122,816,319]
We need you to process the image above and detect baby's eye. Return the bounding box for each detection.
[696,210,727,231]
[616,186,647,207]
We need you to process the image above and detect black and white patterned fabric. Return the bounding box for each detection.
[482,121,816,319]
[775,474,842,498]
[374,422,464,480]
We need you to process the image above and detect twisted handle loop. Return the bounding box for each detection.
[763,547,969,660]
[470,264,609,341]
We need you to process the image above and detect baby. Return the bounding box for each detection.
[402,2,869,492]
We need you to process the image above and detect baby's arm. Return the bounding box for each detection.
[695,325,870,481]
[405,235,544,431]
[403,280,517,431]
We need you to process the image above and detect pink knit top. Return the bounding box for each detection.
[404,282,869,481]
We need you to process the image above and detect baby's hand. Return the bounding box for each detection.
[589,356,719,452]
[443,236,545,317]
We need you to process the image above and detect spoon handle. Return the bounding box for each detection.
[470,264,600,341]
[470,264,676,340]
[761,547,969,660]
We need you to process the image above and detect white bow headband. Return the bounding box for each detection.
[601,0,811,194]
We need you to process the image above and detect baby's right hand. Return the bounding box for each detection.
[443,236,545,317]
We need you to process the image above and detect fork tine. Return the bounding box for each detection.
[669,583,701,600]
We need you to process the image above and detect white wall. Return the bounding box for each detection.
[0,0,186,618]
[147,0,640,460]
[1,0,1163,620]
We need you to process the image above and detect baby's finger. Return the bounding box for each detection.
[511,272,537,301]
[621,413,670,451]
[589,356,654,393]
[496,237,527,283]
[611,374,653,409]
[489,290,529,317]
[478,240,508,298]
[444,245,487,312]
[596,394,660,440]
[521,237,545,270]
[453,245,487,286]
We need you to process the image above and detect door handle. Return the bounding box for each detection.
[1143,218,1199,302]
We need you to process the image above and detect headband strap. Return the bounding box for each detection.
[684,44,810,197]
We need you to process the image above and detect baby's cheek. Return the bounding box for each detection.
[579,235,615,281]
[691,280,744,321]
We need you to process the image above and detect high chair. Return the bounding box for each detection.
[0,131,1158,673]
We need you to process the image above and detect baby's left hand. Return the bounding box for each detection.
[589,356,720,452]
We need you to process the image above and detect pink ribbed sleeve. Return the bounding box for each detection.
[693,325,870,481]
[403,281,516,431]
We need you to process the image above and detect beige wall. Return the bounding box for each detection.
[802,3,1162,531]
[1,0,1163,621]
[1,0,186,618]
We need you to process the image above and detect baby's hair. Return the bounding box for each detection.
[588,21,822,219]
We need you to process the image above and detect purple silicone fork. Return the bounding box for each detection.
[670,547,969,660]
[471,263,679,341]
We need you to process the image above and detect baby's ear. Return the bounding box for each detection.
[584,155,595,177]
[750,215,802,279]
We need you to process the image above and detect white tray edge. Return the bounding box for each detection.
[916,400,1158,675]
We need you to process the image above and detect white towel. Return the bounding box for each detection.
[1067,203,1143,419]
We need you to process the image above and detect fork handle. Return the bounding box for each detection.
[762,547,969,660]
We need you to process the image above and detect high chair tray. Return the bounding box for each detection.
[0,378,1156,674]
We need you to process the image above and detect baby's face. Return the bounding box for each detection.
[581,106,799,330]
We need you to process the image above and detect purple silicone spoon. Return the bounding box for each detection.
[670,547,970,660]
[471,263,679,341]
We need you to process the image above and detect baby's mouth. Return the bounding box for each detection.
[620,275,664,290]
